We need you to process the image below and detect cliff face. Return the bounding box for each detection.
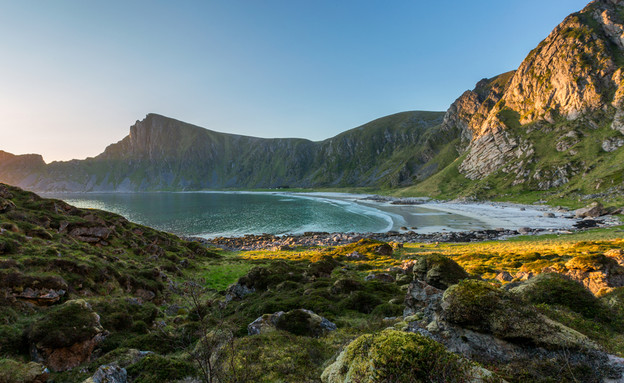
[0,112,448,192]
[437,0,624,194]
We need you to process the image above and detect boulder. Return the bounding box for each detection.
[320,329,483,383]
[413,254,469,289]
[83,364,127,383]
[441,280,596,350]
[575,202,607,218]
[69,226,112,243]
[0,198,15,213]
[28,299,105,372]
[248,309,336,337]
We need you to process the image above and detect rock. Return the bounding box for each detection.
[441,280,596,350]
[69,226,112,243]
[248,309,336,337]
[575,202,607,218]
[320,329,483,383]
[517,227,532,235]
[495,271,513,282]
[543,212,555,218]
[563,254,624,294]
[28,299,105,372]
[224,282,256,303]
[16,287,66,306]
[412,254,469,290]
[363,273,395,283]
[345,251,366,260]
[602,137,624,152]
[0,198,15,213]
[83,364,127,383]
[0,360,49,383]
[404,280,444,318]
[574,219,601,228]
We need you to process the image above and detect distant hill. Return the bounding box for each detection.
[0,111,448,191]
[2,0,624,200]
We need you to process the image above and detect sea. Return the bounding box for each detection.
[43,191,488,238]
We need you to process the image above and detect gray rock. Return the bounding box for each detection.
[84,364,127,383]
[224,283,255,303]
[575,202,607,218]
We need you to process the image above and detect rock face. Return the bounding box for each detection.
[248,309,336,337]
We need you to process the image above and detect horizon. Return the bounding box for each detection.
[1,0,589,162]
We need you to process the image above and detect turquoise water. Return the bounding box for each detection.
[44,192,485,238]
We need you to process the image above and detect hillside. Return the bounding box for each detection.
[0,111,447,192]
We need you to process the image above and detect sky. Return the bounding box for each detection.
[0,0,590,162]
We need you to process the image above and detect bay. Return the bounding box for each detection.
[43,192,488,238]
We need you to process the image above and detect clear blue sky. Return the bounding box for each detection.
[0,0,590,162]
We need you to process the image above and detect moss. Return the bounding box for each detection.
[370,303,403,318]
[335,239,393,257]
[0,359,48,383]
[443,280,595,350]
[442,280,503,329]
[413,254,469,289]
[513,273,611,321]
[565,254,621,272]
[29,299,101,349]
[126,354,196,383]
[321,329,474,383]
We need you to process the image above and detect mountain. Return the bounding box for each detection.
[0,111,449,192]
[2,0,624,199]
[406,0,624,200]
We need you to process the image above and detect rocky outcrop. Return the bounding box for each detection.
[28,299,106,372]
[575,201,608,218]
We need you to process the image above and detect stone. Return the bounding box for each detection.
[83,364,127,383]
[412,254,469,290]
[575,202,607,218]
[0,198,15,213]
[517,227,532,235]
[602,137,624,152]
[495,271,513,282]
[224,282,256,303]
[69,226,112,243]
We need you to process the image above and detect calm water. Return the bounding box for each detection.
[44,192,487,238]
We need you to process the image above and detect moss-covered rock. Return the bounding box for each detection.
[0,359,49,383]
[511,272,610,320]
[29,299,102,350]
[320,329,474,383]
[442,280,597,350]
[414,254,469,289]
